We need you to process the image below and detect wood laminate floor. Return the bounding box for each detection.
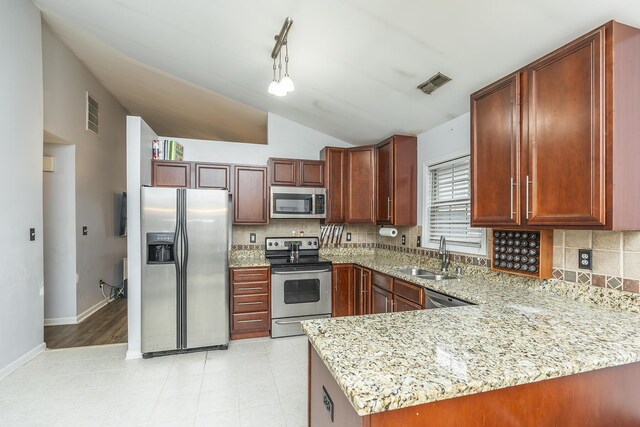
[44,299,128,349]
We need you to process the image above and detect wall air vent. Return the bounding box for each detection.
[86,92,99,136]
[417,72,452,95]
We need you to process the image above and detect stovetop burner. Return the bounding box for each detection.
[268,256,332,266]
[264,237,331,270]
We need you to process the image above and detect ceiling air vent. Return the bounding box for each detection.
[417,72,452,95]
[86,92,99,135]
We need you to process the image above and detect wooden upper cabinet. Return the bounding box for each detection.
[346,146,376,224]
[195,163,230,190]
[471,21,640,230]
[268,158,298,186]
[233,165,268,224]
[299,160,324,186]
[332,264,354,317]
[526,29,606,227]
[375,135,417,226]
[152,160,191,188]
[471,74,521,227]
[268,158,325,187]
[320,147,347,223]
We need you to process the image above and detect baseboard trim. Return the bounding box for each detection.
[0,342,45,381]
[44,298,111,326]
[44,316,77,326]
[125,349,142,360]
[77,298,111,323]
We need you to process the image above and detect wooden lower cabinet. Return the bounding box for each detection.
[309,344,640,426]
[371,285,392,314]
[353,266,371,316]
[230,267,270,339]
[332,264,354,317]
[394,295,422,312]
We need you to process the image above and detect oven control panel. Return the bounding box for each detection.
[265,237,319,251]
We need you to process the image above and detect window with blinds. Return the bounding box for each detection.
[427,155,483,248]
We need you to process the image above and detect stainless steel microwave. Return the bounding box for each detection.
[270,186,326,219]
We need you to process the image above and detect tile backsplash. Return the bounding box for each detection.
[552,230,640,292]
[231,221,640,294]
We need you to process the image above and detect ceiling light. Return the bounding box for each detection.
[268,18,294,97]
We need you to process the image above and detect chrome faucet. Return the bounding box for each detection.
[439,236,450,273]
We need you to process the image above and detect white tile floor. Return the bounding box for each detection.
[0,336,309,427]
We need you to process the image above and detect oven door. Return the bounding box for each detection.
[271,267,332,318]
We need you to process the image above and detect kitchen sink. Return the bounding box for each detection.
[395,267,456,281]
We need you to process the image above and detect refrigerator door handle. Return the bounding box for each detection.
[181,189,189,349]
[175,188,183,350]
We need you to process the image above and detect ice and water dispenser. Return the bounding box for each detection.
[147,233,175,264]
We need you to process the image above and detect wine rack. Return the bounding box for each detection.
[490,229,553,279]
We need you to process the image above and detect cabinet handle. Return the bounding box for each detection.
[238,273,264,277]
[526,175,531,219]
[238,287,263,291]
[238,301,263,306]
[387,197,391,220]
[510,178,514,220]
[385,297,389,313]
[238,319,263,324]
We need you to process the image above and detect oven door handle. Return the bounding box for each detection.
[272,268,331,275]
[274,319,304,325]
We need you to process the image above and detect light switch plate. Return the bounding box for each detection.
[249,233,256,243]
[29,228,35,241]
[346,232,352,242]
[401,235,406,245]
[82,226,88,236]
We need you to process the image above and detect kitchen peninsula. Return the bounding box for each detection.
[302,250,640,426]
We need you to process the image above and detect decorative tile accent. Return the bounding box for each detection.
[623,279,640,294]
[577,272,591,285]
[592,274,606,288]
[564,270,577,283]
[606,276,623,290]
[552,269,564,280]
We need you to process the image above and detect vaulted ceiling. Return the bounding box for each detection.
[35,0,640,145]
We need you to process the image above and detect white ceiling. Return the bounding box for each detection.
[34,0,640,145]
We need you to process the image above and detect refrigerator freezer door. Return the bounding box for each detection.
[184,189,230,348]
[141,187,179,353]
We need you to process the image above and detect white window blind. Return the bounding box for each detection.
[427,155,482,248]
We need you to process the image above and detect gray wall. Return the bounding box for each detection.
[0,0,45,374]
[42,23,127,317]
[43,143,77,321]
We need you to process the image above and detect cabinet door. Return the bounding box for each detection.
[393,295,421,312]
[152,160,191,188]
[376,140,393,224]
[233,166,268,224]
[268,158,298,186]
[346,146,376,224]
[526,29,606,226]
[371,286,392,314]
[321,147,347,223]
[332,265,354,317]
[353,266,371,316]
[299,160,325,187]
[195,163,230,190]
[471,73,521,226]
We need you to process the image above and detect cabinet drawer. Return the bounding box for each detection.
[394,295,422,312]
[231,268,269,283]
[233,281,269,296]
[232,312,269,332]
[233,294,269,314]
[372,272,392,292]
[393,279,423,305]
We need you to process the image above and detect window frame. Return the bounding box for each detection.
[421,150,487,256]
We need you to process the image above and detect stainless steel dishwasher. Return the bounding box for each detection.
[424,289,474,308]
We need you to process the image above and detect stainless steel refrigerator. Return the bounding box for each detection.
[141,187,229,356]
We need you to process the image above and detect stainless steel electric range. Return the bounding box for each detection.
[265,237,332,338]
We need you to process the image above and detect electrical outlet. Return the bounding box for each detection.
[82,226,88,236]
[249,233,256,243]
[401,235,406,245]
[346,232,352,242]
[98,280,104,289]
[579,249,592,270]
[29,228,35,241]
[417,236,421,247]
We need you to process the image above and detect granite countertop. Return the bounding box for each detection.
[302,250,640,416]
